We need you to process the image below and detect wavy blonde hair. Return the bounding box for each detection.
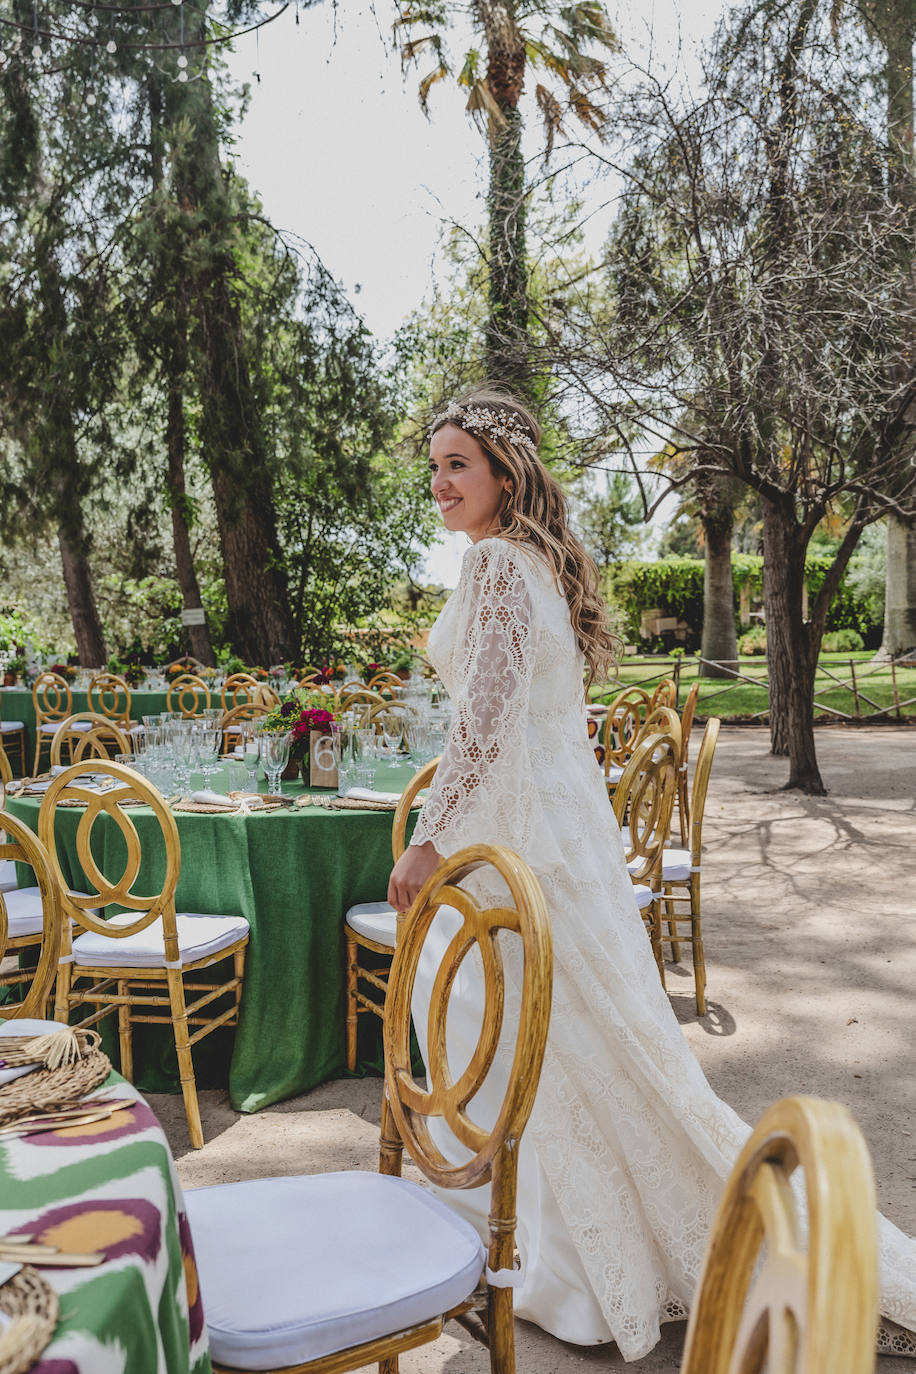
[430,387,619,686]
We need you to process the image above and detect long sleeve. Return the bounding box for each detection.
[411,539,537,858]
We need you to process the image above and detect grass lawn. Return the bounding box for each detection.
[590,652,916,722]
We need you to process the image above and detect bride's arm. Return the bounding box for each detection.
[387,541,536,908]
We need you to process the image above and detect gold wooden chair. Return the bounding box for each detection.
[88,671,132,729]
[220,701,270,754]
[613,731,679,985]
[0,694,27,776]
[344,757,439,1071]
[185,842,553,1374]
[367,698,416,752]
[601,686,651,789]
[167,673,211,717]
[49,712,131,767]
[658,717,721,1015]
[367,669,404,693]
[649,677,677,709]
[0,808,63,1018]
[675,680,700,845]
[681,1095,878,1374]
[337,687,386,716]
[41,760,250,1148]
[221,673,258,711]
[32,671,77,773]
[0,743,19,895]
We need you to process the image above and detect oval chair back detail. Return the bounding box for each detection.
[38,760,249,1148]
[221,673,258,711]
[167,674,211,717]
[185,843,553,1374]
[649,677,677,710]
[31,672,73,774]
[0,810,63,1018]
[601,686,650,773]
[681,1095,878,1374]
[49,712,130,767]
[344,757,439,1071]
[613,731,680,985]
[87,672,131,726]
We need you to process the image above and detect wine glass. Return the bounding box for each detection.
[354,727,379,789]
[259,731,291,795]
[197,726,222,790]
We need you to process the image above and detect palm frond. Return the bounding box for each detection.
[457,48,481,90]
[535,82,566,160]
[465,77,507,131]
[419,60,450,114]
[569,87,605,133]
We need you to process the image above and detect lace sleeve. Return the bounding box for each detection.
[411,539,536,857]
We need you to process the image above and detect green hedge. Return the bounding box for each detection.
[605,555,883,648]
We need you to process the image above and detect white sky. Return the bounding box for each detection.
[225,0,725,583]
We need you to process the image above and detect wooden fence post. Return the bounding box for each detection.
[892,659,901,719]
[673,657,681,709]
[849,658,860,718]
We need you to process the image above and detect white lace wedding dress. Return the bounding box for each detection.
[408,535,916,1362]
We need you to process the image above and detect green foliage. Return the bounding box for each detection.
[606,553,884,648]
[738,624,767,655]
[822,628,865,652]
[575,472,646,566]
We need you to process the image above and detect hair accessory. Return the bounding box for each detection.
[431,401,537,453]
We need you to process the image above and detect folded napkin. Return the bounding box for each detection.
[344,787,403,803]
[188,789,235,806]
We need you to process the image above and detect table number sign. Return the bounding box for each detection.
[309,730,339,788]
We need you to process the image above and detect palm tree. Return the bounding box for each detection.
[395,1,617,395]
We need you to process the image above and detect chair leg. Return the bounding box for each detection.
[678,775,690,847]
[166,967,204,1149]
[117,981,133,1081]
[690,876,707,1016]
[378,1358,399,1373]
[346,933,359,1072]
[649,901,666,990]
[53,961,72,1024]
[487,1286,515,1373]
[233,946,246,1020]
[665,887,682,962]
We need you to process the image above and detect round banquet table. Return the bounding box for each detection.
[5,772,417,1112]
[0,687,172,775]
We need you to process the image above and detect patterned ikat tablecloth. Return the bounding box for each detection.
[0,1074,211,1374]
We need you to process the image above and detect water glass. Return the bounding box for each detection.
[259,732,291,794]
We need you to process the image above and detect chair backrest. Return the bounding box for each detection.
[681,1095,878,1374]
[382,845,553,1287]
[678,680,700,772]
[88,672,131,724]
[221,673,258,710]
[639,705,682,755]
[649,677,677,709]
[337,688,386,716]
[0,809,63,1016]
[0,744,11,789]
[612,731,679,884]
[167,673,211,717]
[391,757,440,862]
[220,702,270,739]
[688,717,720,866]
[38,761,182,956]
[368,670,404,692]
[367,699,417,745]
[32,671,72,725]
[49,713,130,766]
[601,687,651,769]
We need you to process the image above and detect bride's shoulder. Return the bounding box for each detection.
[462,537,544,582]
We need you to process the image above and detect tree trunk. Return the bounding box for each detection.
[761,498,825,793]
[483,5,529,394]
[168,36,295,665]
[58,525,107,667]
[881,512,916,656]
[698,478,739,677]
[166,359,215,666]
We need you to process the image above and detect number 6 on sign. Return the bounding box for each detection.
[309,731,340,788]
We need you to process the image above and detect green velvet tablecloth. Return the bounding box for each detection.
[0,1064,211,1373]
[0,688,170,774]
[6,775,416,1111]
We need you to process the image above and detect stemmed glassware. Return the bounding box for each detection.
[197,725,222,790]
[259,732,291,795]
[353,728,379,789]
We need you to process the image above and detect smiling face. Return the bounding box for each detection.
[428,424,511,543]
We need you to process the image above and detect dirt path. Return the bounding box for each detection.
[151,725,916,1372]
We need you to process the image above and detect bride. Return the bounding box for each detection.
[387,387,916,1362]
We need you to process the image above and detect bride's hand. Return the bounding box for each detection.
[388,841,441,912]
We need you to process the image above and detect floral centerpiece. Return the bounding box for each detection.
[262,691,339,763]
[167,657,197,679]
[49,661,78,684]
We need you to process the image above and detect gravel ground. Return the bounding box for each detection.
[149,724,916,1372]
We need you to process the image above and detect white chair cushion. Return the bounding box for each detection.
[186,1172,486,1369]
[39,720,91,733]
[661,848,693,883]
[72,911,249,969]
[0,859,18,894]
[606,764,624,784]
[0,721,24,732]
[344,900,397,947]
[633,884,655,910]
[0,887,95,937]
[224,724,244,734]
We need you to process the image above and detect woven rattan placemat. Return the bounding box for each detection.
[0,1049,111,1128]
[0,1267,59,1374]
